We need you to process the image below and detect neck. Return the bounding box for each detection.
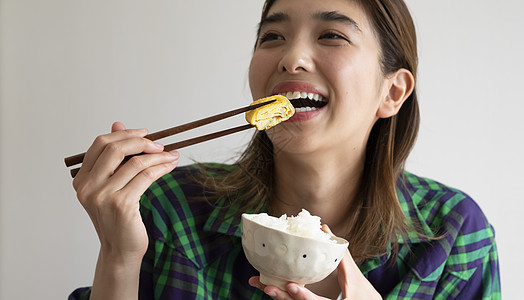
[271,147,365,236]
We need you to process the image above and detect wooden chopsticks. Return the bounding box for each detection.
[64,99,275,178]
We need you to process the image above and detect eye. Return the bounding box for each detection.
[258,32,284,45]
[318,31,351,45]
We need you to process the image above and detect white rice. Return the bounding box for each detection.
[249,209,335,242]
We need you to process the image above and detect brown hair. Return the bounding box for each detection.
[199,0,420,264]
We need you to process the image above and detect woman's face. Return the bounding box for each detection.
[249,0,389,156]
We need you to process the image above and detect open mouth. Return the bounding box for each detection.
[278,91,328,112]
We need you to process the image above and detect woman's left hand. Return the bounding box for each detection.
[248,225,382,300]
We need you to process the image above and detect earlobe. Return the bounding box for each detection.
[376,69,415,118]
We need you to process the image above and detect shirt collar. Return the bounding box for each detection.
[396,173,436,244]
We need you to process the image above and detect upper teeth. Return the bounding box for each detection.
[279,91,327,102]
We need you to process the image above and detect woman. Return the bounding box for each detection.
[70,0,500,299]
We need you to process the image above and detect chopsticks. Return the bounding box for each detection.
[64,99,275,178]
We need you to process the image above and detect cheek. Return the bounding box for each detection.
[325,54,382,103]
[320,53,358,91]
[249,52,274,98]
[324,57,384,127]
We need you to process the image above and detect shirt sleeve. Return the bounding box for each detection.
[380,180,502,300]
[68,287,91,300]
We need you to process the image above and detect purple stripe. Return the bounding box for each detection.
[426,201,440,224]
[436,190,455,205]
[446,257,485,273]
[450,238,493,255]
[424,189,437,204]
[167,263,200,285]
[159,287,199,299]
[411,292,434,299]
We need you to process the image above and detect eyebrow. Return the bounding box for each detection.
[313,11,362,33]
[258,12,290,29]
[258,10,361,34]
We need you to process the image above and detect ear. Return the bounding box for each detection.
[376,68,415,118]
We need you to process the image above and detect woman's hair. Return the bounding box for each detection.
[199,0,420,264]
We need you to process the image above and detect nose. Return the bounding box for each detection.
[277,40,314,74]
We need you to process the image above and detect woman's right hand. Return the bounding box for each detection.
[72,122,179,300]
[74,121,179,258]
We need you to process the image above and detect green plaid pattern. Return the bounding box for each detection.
[69,165,500,299]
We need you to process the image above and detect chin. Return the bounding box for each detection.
[267,126,319,157]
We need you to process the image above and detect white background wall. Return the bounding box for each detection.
[0,0,521,299]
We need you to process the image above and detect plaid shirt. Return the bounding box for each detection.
[70,164,500,299]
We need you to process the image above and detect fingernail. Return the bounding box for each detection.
[169,150,180,158]
[153,142,164,149]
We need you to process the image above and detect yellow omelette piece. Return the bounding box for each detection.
[245,95,295,130]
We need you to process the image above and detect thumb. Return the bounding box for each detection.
[111,121,126,133]
[337,249,353,298]
[337,247,381,300]
[321,225,352,297]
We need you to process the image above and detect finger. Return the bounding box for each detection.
[89,137,165,180]
[103,122,128,175]
[111,121,126,132]
[321,224,355,298]
[264,285,293,300]
[337,249,354,298]
[285,283,328,300]
[109,151,179,190]
[249,276,293,300]
[321,224,333,235]
[81,128,149,174]
[118,157,179,199]
[248,276,267,291]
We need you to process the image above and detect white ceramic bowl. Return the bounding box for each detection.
[241,213,349,290]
